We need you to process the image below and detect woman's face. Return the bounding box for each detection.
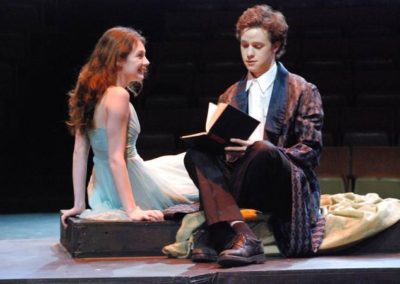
[118,41,150,86]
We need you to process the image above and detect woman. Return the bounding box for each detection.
[61,27,198,227]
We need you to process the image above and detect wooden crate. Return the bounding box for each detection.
[60,214,181,258]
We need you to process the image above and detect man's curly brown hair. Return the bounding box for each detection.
[236,5,288,59]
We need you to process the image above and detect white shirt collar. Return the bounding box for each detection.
[245,62,277,93]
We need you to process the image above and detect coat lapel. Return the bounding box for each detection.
[265,62,289,143]
[231,78,248,113]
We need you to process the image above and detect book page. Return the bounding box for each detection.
[205,102,217,132]
[205,102,227,132]
[181,132,208,139]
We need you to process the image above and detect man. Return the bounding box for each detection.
[184,5,325,267]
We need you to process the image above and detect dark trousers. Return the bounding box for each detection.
[184,141,292,226]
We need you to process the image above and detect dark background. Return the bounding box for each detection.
[1,0,399,213]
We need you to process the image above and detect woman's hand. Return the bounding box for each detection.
[127,206,164,222]
[61,206,85,228]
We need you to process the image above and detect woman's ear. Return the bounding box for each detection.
[116,59,124,69]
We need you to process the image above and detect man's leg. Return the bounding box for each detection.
[217,141,292,266]
[232,140,292,217]
[184,149,243,224]
[184,148,269,266]
[184,149,241,262]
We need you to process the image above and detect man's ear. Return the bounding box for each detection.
[272,42,281,54]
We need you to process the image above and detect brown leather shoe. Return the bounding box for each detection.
[217,233,266,267]
[191,229,218,263]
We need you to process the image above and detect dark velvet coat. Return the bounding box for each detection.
[218,62,326,256]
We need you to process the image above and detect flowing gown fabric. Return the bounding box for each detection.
[80,104,198,220]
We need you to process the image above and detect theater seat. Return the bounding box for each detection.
[197,71,243,99]
[151,40,200,64]
[356,92,400,107]
[323,107,340,140]
[354,178,400,200]
[164,12,209,39]
[143,70,195,109]
[137,108,206,135]
[352,147,400,199]
[342,132,389,146]
[322,132,335,147]
[302,38,347,61]
[0,32,28,64]
[354,69,400,94]
[209,11,242,38]
[143,95,190,109]
[319,178,347,195]
[340,107,395,145]
[136,133,177,160]
[316,147,350,194]
[348,36,398,61]
[302,61,350,102]
[200,39,242,65]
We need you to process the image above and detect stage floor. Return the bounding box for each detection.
[1,213,400,283]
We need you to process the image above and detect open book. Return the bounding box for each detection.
[181,102,260,153]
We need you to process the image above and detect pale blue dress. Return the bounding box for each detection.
[79,104,198,220]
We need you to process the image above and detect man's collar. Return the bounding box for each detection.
[245,62,277,92]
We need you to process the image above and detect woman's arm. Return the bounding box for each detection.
[105,87,163,221]
[61,128,90,227]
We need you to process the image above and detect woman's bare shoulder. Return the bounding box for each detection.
[102,86,130,107]
[104,86,129,100]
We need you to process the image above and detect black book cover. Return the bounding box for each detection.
[181,103,260,153]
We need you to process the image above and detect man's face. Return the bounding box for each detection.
[240,27,279,78]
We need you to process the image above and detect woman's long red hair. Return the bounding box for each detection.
[67,27,145,135]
